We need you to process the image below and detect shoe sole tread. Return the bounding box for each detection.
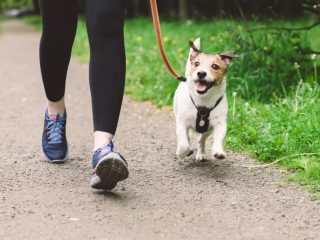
[91,152,129,190]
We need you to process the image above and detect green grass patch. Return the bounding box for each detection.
[0,16,4,34]
[22,16,320,196]
[23,15,42,31]
[228,80,320,194]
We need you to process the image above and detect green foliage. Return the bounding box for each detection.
[1,0,33,10]
[23,15,41,31]
[230,26,314,101]
[70,18,319,104]
[227,76,320,192]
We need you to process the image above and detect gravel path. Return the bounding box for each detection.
[0,21,319,240]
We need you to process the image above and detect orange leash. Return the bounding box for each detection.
[149,0,186,82]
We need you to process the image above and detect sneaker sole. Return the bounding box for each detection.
[90,152,129,190]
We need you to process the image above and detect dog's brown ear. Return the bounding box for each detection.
[219,51,238,66]
[189,40,202,62]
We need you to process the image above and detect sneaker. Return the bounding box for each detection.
[90,141,129,190]
[42,107,68,163]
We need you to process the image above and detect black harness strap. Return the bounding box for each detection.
[190,96,223,133]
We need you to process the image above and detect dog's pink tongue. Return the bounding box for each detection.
[195,82,207,92]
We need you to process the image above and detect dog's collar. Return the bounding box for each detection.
[190,95,223,133]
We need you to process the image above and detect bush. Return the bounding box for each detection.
[117,18,318,103]
[228,25,316,101]
[1,0,33,11]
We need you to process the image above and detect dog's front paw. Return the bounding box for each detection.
[176,145,192,160]
[196,152,206,162]
[213,151,226,159]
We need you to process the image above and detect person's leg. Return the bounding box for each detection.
[39,0,78,115]
[86,0,126,151]
[86,0,128,190]
[39,0,78,162]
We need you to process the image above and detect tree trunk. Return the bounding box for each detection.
[33,0,40,14]
[133,0,140,17]
[216,0,224,17]
[179,0,188,21]
[288,0,303,17]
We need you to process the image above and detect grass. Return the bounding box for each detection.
[22,16,320,197]
[0,16,4,33]
[228,80,320,194]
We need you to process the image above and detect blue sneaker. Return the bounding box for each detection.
[42,107,68,163]
[90,141,129,190]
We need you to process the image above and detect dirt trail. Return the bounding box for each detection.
[0,21,319,240]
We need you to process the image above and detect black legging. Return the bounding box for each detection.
[39,0,126,134]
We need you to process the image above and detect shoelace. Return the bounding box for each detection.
[45,118,66,144]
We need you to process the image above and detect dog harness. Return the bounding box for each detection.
[190,96,223,133]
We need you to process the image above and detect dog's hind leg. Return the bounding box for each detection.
[196,131,211,162]
[176,125,192,160]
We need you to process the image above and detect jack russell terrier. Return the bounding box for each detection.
[173,38,237,161]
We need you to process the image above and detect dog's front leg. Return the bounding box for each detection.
[212,120,227,159]
[176,124,192,160]
[196,132,211,161]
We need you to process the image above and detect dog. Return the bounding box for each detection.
[173,38,237,161]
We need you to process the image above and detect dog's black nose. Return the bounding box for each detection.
[197,71,207,79]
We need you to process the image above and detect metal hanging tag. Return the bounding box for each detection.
[199,119,205,127]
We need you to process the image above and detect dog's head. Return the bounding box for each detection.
[186,38,237,95]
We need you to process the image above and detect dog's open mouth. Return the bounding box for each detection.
[194,79,215,94]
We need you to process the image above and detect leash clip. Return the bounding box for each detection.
[177,76,187,82]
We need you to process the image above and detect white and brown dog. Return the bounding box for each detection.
[173,38,237,161]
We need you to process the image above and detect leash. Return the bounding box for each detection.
[190,95,223,133]
[149,0,186,82]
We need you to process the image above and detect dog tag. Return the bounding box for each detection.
[199,120,205,127]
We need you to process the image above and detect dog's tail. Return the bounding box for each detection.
[185,38,201,77]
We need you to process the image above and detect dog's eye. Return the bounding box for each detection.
[194,62,200,67]
[212,64,220,70]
